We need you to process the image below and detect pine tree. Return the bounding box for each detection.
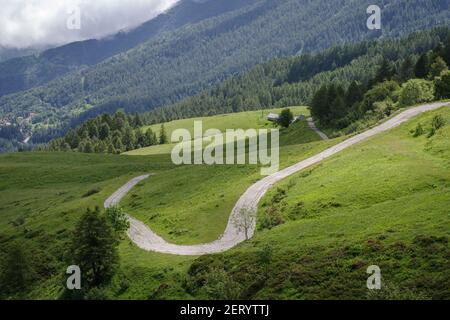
[99,123,110,140]
[96,140,107,153]
[374,58,394,83]
[331,95,347,121]
[122,126,136,151]
[429,56,448,79]
[345,81,364,107]
[88,123,99,139]
[159,124,167,145]
[415,53,431,78]
[135,129,144,147]
[83,140,94,153]
[144,128,156,147]
[435,70,450,99]
[310,85,330,123]
[112,112,126,131]
[113,136,124,153]
[107,143,116,154]
[69,207,118,290]
[133,114,143,128]
[398,56,415,82]
[278,108,294,128]
[0,244,32,297]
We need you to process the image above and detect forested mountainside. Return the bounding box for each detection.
[0,0,448,144]
[0,0,258,98]
[0,47,41,63]
[144,27,450,124]
[48,27,450,154]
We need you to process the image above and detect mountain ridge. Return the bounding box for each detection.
[0,0,257,97]
[0,0,449,143]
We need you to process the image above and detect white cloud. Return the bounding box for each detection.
[0,0,180,48]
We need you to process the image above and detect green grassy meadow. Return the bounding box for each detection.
[0,106,449,299]
[126,107,311,156]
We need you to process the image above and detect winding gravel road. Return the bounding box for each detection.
[105,102,449,256]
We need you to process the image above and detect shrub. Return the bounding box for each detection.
[84,287,112,300]
[428,115,446,138]
[434,70,450,99]
[259,207,284,230]
[82,187,101,198]
[278,108,294,128]
[432,115,446,131]
[399,79,435,107]
[203,268,242,300]
[361,81,400,113]
[413,123,425,137]
[271,188,287,204]
[105,206,130,238]
[0,243,33,297]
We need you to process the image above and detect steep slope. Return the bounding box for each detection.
[0,105,448,299]
[144,26,450,124]
[182,106,450,300]
[108,102,449,255]
[0,0,257,97]
[1,0,448,136]
[0,47,42,63]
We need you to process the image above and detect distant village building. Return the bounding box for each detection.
[267,113,280,122]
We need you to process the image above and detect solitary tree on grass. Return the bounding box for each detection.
[232,206,256,241]
[278,108,294,128]
[69,207,119,290]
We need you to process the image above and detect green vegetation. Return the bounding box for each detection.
[125,106,310,156]
[1,2,448,141]
[435,70,450,99]
[309,39,450,134]
[278,109,294,128]
[64,207,119,299]
[399,79,435,107]
[0,109,333,298]
[183,106,450,300]
[48,112,158,154]
[0,105,449,299]
[0,0,258,98]
[105,206,130,238]
[143,27,450,125]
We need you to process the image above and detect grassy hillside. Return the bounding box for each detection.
[0,106,449,299]
[184,106,450,300]
[126,106,312,156]
[0,107,334,298]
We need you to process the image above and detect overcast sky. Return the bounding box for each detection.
[0,0,180,49]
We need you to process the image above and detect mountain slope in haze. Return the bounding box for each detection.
[0,0,258,97]
[0,0,449,139]
[0,47,42,63]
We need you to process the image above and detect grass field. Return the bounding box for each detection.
[126,107,311,156]
[0,106,449,299]
[187,106,450,300]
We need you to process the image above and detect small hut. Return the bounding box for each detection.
[267,113,280,122]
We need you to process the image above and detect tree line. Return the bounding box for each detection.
[310,39,450,131]
[47,111,167,154]
[1,0,448,141]
[46,26,450,154]
[143,26,450,125]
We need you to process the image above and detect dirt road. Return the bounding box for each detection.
[105,102,449,255]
